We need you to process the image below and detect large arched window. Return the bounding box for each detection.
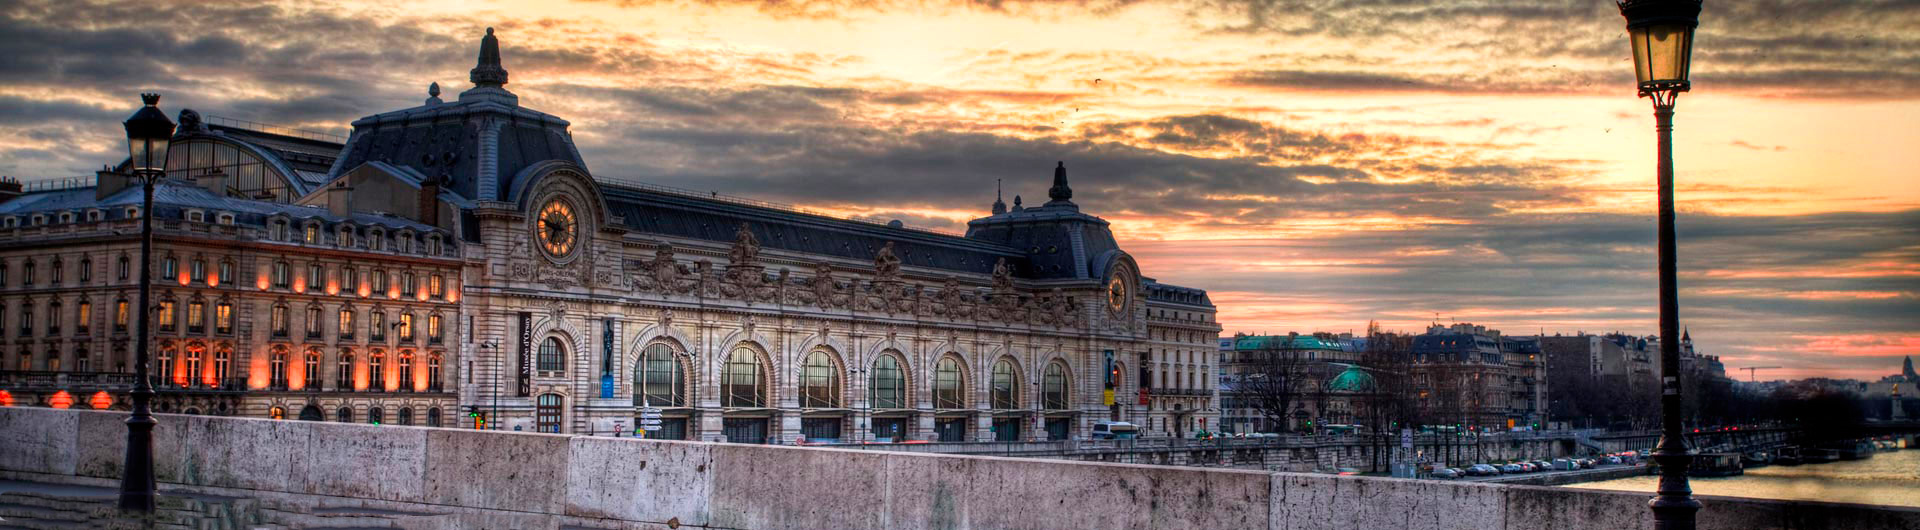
[1043,361,1070,410]
[426,407,442,427]
[721,347,766,407]
[398,407,414,426]
[992,359,1019,409]
[537,337,564,373]
[934,356,965,409]
[268,347,288,389]
[870,354,907,409]
[368,406,384,425]
[336,407,353,423]
[799,350,839,408]
[635,343,684,407]
[536,393,563,433]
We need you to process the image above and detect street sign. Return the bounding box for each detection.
[1400,428,1413,449]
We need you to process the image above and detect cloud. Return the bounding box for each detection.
[1730,140,1787,152]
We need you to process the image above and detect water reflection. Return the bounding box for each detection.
[1567,448,1920,508]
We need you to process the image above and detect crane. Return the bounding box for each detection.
[1740,366,1781,382]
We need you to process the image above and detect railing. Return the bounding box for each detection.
[21,176,96,192]
[593,175,965,237]
[204,115,347,143]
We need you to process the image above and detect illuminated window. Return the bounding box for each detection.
[398,313,414,341]
[270,407,285,420]
[183,346,203,386]
[427,314,442,343]
[397,351,415,392]
[186,301,204,333]
[870,354,905,409]
[76,301,89,334]
[305,306,322,339]
[370,311,386,341]
[304,224,319,244]
[270,304,288,337]
[215,302,232,334]
[115,300,129,332]
[338,308,355,339]
[269,347,288,389]
[157,301,175,332]
[798,350,838,408]
[429,274,444,298]
[336,349,354,390]
[369,350,386,390]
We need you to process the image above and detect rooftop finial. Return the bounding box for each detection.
[1012,195,1024,212]
[141,93,161,106]
[1045,160,1075,208]
[425,82,443,105]
[470,26,509,88]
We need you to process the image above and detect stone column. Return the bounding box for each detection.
[974,413,994,442]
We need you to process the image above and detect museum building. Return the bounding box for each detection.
[0,28,1221,443]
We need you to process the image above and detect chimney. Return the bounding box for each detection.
[327,179,353,217]
[199,167,228,197]
[0,176,21,203]
[418,176,441,227]
[94,167,132,201]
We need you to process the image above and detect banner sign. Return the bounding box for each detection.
[516,311,532,396]
[600,318,615,398]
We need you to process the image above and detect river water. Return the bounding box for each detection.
[1565,448,1920,508]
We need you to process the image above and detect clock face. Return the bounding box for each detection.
[1107,273,1129,313]
[536,199,578,258]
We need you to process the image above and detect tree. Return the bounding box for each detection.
[1239,332,1313,433]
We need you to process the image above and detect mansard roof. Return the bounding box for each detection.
[0,179,443,234]
[598,181,1030,277]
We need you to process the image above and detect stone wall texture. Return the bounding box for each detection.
[3,407,1916,530]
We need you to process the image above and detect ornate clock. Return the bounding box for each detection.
[536,198,578,259]
[1106,272,1129,315]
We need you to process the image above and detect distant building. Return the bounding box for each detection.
[1409,323,1545,431]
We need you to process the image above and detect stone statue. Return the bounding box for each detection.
[177,109,206,134]
[874,241,901,281]
[729,222,760,266]
[991,258,1014,292]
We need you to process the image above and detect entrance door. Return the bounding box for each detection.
[722,418,768,444]
[297,405,324,421]
[801,418,843,442]
[871,418,907,442]
[1045,418,1070,440]
[935,418,967,442]
[993,418,1022,441]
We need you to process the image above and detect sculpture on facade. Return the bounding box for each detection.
[873,241,901,281]
[991,258,1014,292]
[729,222,760,267]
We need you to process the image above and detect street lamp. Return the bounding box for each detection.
[119,92,175,512]
[1617,1,1703,528]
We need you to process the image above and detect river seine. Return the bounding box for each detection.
[1566,448,1920,508]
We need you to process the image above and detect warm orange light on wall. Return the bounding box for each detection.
[256,269,270,290]
[48,390,74,409]
[416,286,429,302]
[89,391,112,410]
[293,276,307,294]
[357,282,371,298]
[207,270,220,287]
[289,360,305,390]
[177,270,190,285]
[446,289,459,303]
[387,286,401,300]
[325,278,340,296]
[0,390,13,406]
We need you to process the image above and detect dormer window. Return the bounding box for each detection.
[86,210,102,222]
[303,223,321,244]
[369,229,385,251]
[57,212,73,224]
[125,207,140,219]
[427,235,442,255]
[31,215,44,225]
[186,211,204,223]
[3,217,15,228]
[216,213,234,225]
[339,226,355,248]
[398,231,414,253]
[270,219,288,241]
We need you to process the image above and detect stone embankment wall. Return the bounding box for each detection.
[3,407,1916,530]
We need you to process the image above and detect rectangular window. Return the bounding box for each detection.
[45,304,59,335]
[271,305,288,337]
[218,261,232,283]
[344,268,358,293]
[115,301,129,332]
[1,263,9,285]
[272,262,290,288]
[306,306,322,339]
[190,260,205,282]
[161,258,175,280]
[78,260,90,283]
[429,274,444,299]
[370,312,386,341]
[402,272,416,295]
[76,302,89,334]
[187,301,205,332]
[309,264,324,287]
[118,258,129,281]
[398,313,414,341]
[23,261,33,286]
[157,301,174,332]
[428,314,442,343]
[305,224,319,244]
[216,303,232,334]
[50,262,61,284]
[338,308,355,339]
[372,270,387,291]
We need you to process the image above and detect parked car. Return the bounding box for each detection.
[1501,463,1525,474]
[1605,456,1623,465]
[1467,464,1500,476]
[1534,460,1554,471]
[1449,468,1466,478]
[1431,468,1461,479]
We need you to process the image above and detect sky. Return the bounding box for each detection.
[1,0,1915,381]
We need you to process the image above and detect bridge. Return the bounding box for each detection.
[2,407,1916,529]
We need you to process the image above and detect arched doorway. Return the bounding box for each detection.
[298,404,324,421]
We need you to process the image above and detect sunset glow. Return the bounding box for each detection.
[1,0,1914,381]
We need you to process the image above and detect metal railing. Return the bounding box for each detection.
[205,115,347,143]
[21,176,97,193]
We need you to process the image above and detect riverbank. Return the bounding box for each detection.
[1566,448,1920,508]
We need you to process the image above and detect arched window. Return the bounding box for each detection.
[998,361,1029,409]
[537,337,565,372]
[369,350,386,390]
[934,356,965,409]
[398,407,414,426]
[635,343,684,407]
[426,407,442,427]
[337,407,353,423]
[303,348,321,389]
[1043,361,1070,410]
[270,406,285,420]
[536,393,563,433]
[799,350,839,408]
[721,347,765,407]
[336,349,355,390]
[368,406,384,425]
[397,351,415,392]
[268,347,288,389]
[299,405,323,421]
[870,354,907,409]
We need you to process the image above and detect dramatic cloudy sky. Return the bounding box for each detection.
[2,0,1915,381]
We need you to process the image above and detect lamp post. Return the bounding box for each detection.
[1617,1,1703,528]
[119,93,175,512]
